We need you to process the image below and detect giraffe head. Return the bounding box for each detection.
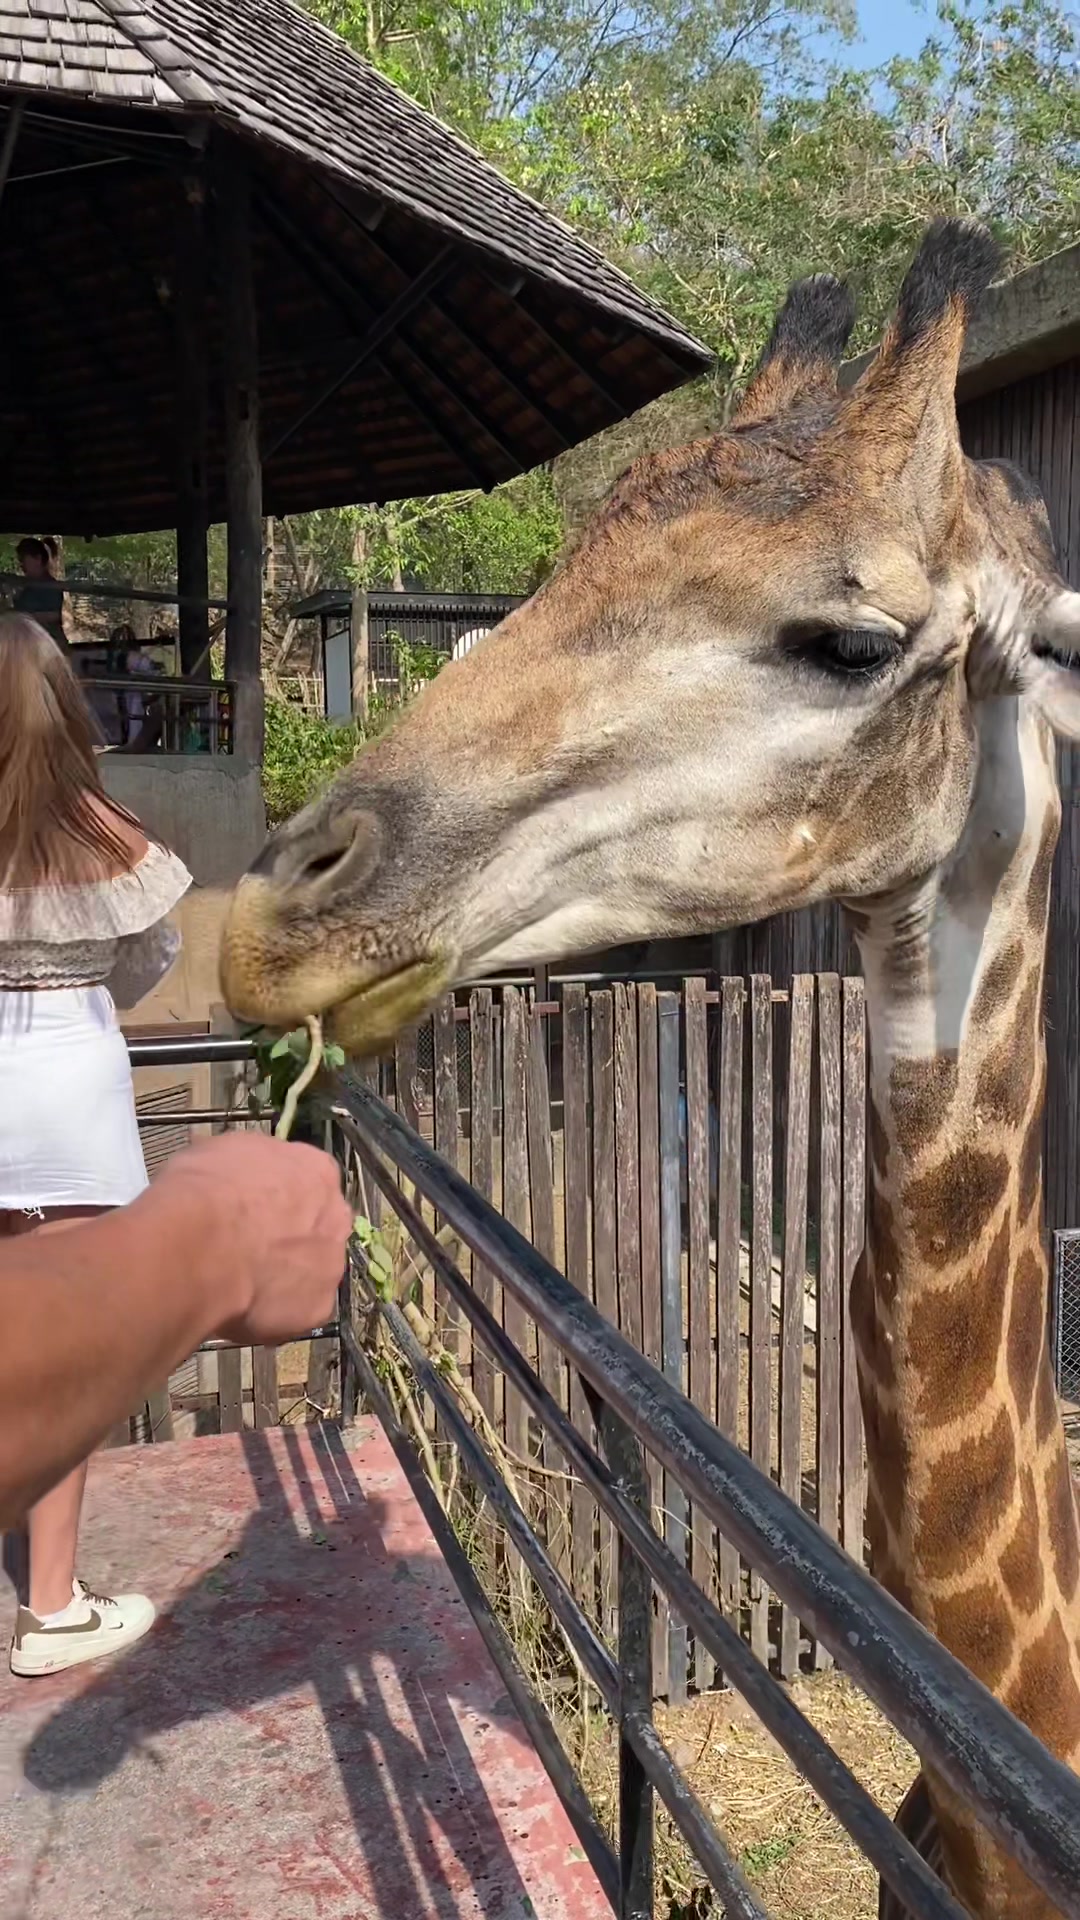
[221,218,1080,1051]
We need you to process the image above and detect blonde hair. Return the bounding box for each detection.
[0,613,145,887]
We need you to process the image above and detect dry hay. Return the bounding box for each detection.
[576,1668,916,1919]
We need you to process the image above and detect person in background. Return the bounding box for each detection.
[0,613,191,1677]
[13,538,66,650]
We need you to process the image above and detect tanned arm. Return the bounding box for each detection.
[0,1132,351,1525]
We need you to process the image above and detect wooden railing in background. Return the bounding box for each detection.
[368,972,868,1690]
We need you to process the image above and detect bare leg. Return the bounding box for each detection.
[27,1462,89,1615]
[1,1207,107,1617]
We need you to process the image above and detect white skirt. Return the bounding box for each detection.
[0,987,149,1211]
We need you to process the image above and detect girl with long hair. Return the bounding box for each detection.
[0,613,192,1677]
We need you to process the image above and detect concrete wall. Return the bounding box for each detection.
[100,754,266,1026]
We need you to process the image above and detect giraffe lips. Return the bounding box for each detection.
[324,957,456,1057]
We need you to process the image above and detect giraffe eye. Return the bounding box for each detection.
[806,627,901,675]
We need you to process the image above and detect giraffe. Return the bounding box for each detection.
[221,218,1080,1915]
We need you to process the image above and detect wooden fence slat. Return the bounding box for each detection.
[218,1348,244,1434]
[816,973,843,1669]
[433,994,461,1357]
[252,1346,279,1429]
[469,990,497,1426]
[779,975,814,1679]
[842,976,868,1562]
[684,974,715,1688]
[747,976,773,1660]
[614,985,642,1352]
[637,982,668,1698]
[562,983,596,1618]
[525,992,568,1572]
[501,986,532,1466]
[718,977,746,1643]
[393,1023,435,1345]
[658,990,688,1705]
[591,988,618,1637]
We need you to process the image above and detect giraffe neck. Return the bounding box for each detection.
[852,696,1080,1916]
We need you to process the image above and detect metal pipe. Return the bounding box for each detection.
[329,1078,1080,1917]
[334,1120,966,1920]
[127,1036,259,1068]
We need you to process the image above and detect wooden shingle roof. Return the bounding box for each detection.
[0,0,710,532]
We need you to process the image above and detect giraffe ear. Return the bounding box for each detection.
[975,572,1080,739]
[839,219,1003,514]
[731,275,855,428]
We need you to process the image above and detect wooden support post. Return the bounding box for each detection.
[351,587,369,721]
[219,142,264,762]
[175,171,210,679]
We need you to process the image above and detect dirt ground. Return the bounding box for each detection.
[579,1667,916,1920]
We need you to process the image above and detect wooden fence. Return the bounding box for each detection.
[363,972,868,1691]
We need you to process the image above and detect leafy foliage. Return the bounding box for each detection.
[262,695,365,826]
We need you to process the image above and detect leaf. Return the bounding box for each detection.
[269,1033,293,1059]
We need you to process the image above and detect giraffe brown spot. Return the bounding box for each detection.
[1044,1443,1080,1600]
[866,1189,902,1310]
[969,937,1024,1028]
[974,973,1037,1129]
[932,1578,1015,1690]
[999,1467,1044,1615]
[1034,1358,1060,1447]
[916,1408,1016,1582]
[1025,811,1058,930]
[935,1813,990,1917]
[1004,1615,1080,1759]
[889,1054,959,1157]
[905,1146,1010,1269]
[1017,1111,1043,1223]
[909,1214,1010,1426]
[873,1550,916,1615]
[1006,1247,1046,1422]
[862,1399,910,1539]
[868,1100,890,1180]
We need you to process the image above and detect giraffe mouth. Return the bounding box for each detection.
[323,957,456,1057]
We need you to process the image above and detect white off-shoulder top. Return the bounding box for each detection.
[0,844,192,1003]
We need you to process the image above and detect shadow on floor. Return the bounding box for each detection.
[18,1425,539,1920]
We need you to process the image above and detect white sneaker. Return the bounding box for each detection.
[9,1580,155,1677]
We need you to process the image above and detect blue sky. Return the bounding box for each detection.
[852,0,933,65]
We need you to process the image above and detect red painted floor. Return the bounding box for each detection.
[0,1424,610,1920]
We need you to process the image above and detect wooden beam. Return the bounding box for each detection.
[218,142,264,762]
[175,171,210,679]
[324,185,576,452]
[0,573,227,610]
[0,101,25,209]
[263,244,455,464]
[258,192,500,488]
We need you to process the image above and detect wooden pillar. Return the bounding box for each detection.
[175,171,210,679]
[351,586,369,721]
[219,142,264,762]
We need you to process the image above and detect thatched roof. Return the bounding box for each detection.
[0,0,711,533]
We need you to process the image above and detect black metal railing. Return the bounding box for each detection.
[325,1069,1080,1920]
[82,675,233,753]
[125,1035,1080,1917]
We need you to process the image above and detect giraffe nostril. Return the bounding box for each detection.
[294,810,382,892]
[301,846,348,880]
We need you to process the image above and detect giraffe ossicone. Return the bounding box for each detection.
[222,218,1080,1917]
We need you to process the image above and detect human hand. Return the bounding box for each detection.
[149,1131,352,1344]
